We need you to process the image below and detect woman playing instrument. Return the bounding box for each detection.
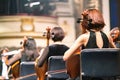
[36,27,69,80]
[6,37,39,66]
[37,27,69,67]
[3,37,39,79]
[63,9,116,80]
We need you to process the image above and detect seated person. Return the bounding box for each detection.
[110,27,120,48]
[63,9,116,80]
[35,27,69,80]
[0,48,9,80]
[37,27,69,67]
[6,37,39,66]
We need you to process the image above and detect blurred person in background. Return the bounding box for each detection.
[110,27,120,48]
[0,48,9,80]
[6,37,39,66]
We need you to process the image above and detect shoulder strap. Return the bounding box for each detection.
[85,30,98,48]
[100,31,109,48]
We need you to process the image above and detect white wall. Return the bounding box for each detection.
[0,16,76,47]
[0,16,58,47]
[102,0,110,33]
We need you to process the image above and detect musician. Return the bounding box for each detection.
[0,48,9,80]
[6,37,39,65]
[63,9,116,80]
[35,27,69,80]
[37,27,69,67]
[110,27,120,48]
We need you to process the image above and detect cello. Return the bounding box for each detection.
[66,49,80,79]
[65,14,91,79]
[35,27,51,80]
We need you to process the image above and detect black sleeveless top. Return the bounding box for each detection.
[37,44,69,67]
[47,44,69,59]
[83,30,109,48]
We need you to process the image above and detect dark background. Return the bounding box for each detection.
[110,0,120,29]
[0,0,120,29]
[0,0,53,16]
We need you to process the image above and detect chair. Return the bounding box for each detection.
[47,56,69,80]
[19,61,37,80]
[80,48,120,79]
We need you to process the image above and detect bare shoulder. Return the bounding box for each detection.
[77,32,90,41]
[79,32,89,38]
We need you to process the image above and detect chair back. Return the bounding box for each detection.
[47,56,69,80]
[19,61,37,80]
[81,48,120,77]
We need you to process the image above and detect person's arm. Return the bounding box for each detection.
[107,33,116,48]
[109,37,116,48]
[63,35,85,61]
[6,49,23,66]
[36,46,49,67]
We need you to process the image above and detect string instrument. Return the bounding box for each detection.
[66,50,80,78]
[35,27,51,80]
[66,15,90,78]
[0,48,20,79]
[10,37,27,78]
[66,13,91,78]
[10,60,20,78]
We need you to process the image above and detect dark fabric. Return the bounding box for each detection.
[47,56,69,80]
[0,60,2,76]
[37,46,49,67]
[115,36,120,48]
[37,44,69,67]
[81,48,120,78]
[20,62,37,80]
[115,41,120,48]
[84,31,109,48]
[47,44,69,60]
